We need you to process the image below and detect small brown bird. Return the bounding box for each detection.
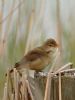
[9,38,58,74]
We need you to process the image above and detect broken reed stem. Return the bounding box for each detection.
[59,73,62,100]
[59,68,75,74]
[53,62,73,75]
[14,68,19,100]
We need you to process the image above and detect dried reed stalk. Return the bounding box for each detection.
[56,0,62,55]
[59,68,75,74]
[53,62,73,75]
[31,0,45,34]
[44,74,52,100]
[56,0,63,70]
[15,0,21,44]
[59,73,62,100]
[0,0,5,57]
[9,74,14,94]
[14,68,19,100]
[0,39,5,57]
[0,0,24,24]
[5,0,15,35]
[24,9,35,55]
[44,51,60,100]
[3,69,11,100]
[3,67,35,100]
[6,69,10,100]
[29,0,35,50]
[0,11,2,38]
[21,76,28,100]
[26,80,34,100]
[11,94,14,100]
[0,0,4,34]
[3,83,8,100]
[44,62,72,100]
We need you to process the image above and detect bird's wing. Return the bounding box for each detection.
[25,47,48,62]
[14,47,50,71]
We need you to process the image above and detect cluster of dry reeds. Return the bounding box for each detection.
[3,62,74,100]
[3,68,34,100]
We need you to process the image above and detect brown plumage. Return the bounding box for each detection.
[8,38,58,74]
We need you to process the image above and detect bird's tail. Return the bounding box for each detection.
[15,62,20,68]
[5,62,20,76]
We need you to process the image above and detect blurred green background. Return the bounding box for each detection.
[0,0,75,99]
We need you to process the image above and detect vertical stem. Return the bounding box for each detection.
[11,94,14,100]
[9,75,14,94]
[56,0,63,68]
[27,80,34,100]
[44,51,60,100]
[0,12,2,39]
[44,74,52,100]
[0,0,4,37]
[6,69,10,100]
[22,76,28,100]
[24,5,35,55]
[56,0,62,53]
[15,0,21,43]
[14,68,19,100]
[5,0,15,37]
[0,0,4,57]
[59,73,62,100]
[3,83,8,100]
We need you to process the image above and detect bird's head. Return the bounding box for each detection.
[42,38,59,53]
